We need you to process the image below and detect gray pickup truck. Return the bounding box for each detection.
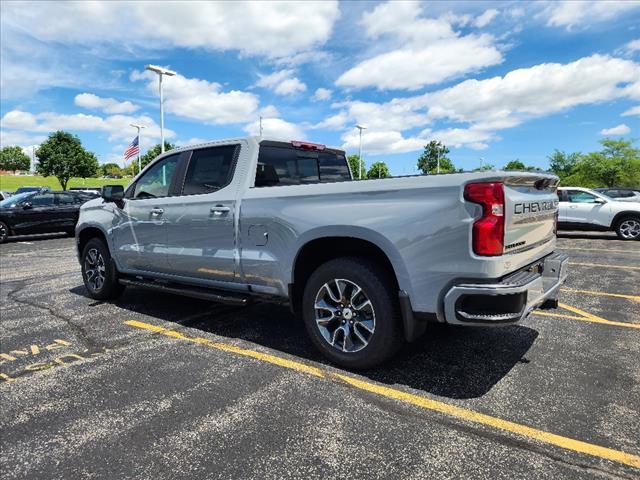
[76,137,568,368]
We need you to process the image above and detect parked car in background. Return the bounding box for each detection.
[0,190,95,243]
[594,188,640,202]
[69,187,102,195]
[14,186,50,194]
[558,187,640,240]
[75,136,568,368]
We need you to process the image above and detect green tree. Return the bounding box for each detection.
[347,154,366,179]
[367,161,390,179]
[140,141,175,170]
[504,159,541,171]
[0,146,31,171]
[504,160,526,170]
[548,150,581,180]
[473,164,495,172]
[417,141,456,174]
[568,138,640,187]
[36,131,99,190]
[101,162,123,178]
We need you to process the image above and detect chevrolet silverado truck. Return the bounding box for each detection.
[76,137,568,368]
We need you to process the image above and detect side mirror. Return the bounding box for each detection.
[22,202,33,210]
[101,185,124,203]
[594,197,606,204]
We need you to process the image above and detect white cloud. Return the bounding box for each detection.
[1,110,173,144]
[622,105,640,117]
[313,88,332,101]
[255,70,307,95]
[474,9,499,28]
[74,93,139,114]
[132,70,259,124]
[341,129,424,155]
[600,124,631,135]
[0,130,46,148]
[618,39,640,57]
[1,1,340,59]
[335,1,503,90]
[321,54,640,154]
[542,1,640,30]
[244,118,305,140]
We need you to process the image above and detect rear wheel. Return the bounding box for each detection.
[81,237,125,300]
[0,221,9,243]
[614,216,640,240]
[302,257,403,369]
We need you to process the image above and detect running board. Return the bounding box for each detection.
[118,278,249,306]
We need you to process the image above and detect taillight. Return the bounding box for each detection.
[464,182,505,256]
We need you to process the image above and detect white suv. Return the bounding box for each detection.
[558,187,640,240]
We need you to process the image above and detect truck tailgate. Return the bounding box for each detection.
[503,176,559,255]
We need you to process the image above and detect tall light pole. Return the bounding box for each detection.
[480,157,485,170]
[130,123,146,174]
[145,64,176,153]
[355,124,367,180]
[436,144,440,174]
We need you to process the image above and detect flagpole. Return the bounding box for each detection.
[130,124,146,175]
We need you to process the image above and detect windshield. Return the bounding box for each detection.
[0,191,35,208]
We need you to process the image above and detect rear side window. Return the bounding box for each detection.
[56,193,77,205]
[255,145,350,187]
[182,145,237,195]
[566,190,598,203]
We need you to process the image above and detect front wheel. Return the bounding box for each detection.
[81,237,125,300]
[0,221,9,243]
[615,216,640,240]
[302,257,403,369]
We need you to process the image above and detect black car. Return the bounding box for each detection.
[0,191,96,243]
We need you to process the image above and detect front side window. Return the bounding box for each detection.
[182,145,237,195]
[567,190,598,203]
[29,193,55,206]
[133,154,180,199]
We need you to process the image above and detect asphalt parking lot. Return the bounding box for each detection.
[1,233,638,479]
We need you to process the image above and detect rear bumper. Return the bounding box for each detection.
[442,252,569,326]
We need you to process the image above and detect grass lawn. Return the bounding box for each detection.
[0,175,131,192]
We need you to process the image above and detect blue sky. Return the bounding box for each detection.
[1,0,639,175]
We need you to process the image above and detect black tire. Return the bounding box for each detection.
[614,215,640,240]
[0,221,9,243]
[81,237,125,300]
[302,257,403,369]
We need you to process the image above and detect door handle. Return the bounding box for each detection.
[150,208,164,216]
[210,205,230,216]
[568,205,578,209]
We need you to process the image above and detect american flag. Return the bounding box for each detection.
[124,136,139,160]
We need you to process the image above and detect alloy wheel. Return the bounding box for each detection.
[619,219,640,239]
[0,223,7,242]
[314,278,376,353]
[84,248,106,292]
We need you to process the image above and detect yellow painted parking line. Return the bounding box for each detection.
[125,319,640,469]
[533,305,640,330]
[335,374,640,470]
[568,262,640,271]
[560,288,640,302]
[124,320,324,378]
[559,247,640,254]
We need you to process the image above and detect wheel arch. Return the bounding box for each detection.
[77,226,109,257]
[289,229,411,311]
[611,211,640,229]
